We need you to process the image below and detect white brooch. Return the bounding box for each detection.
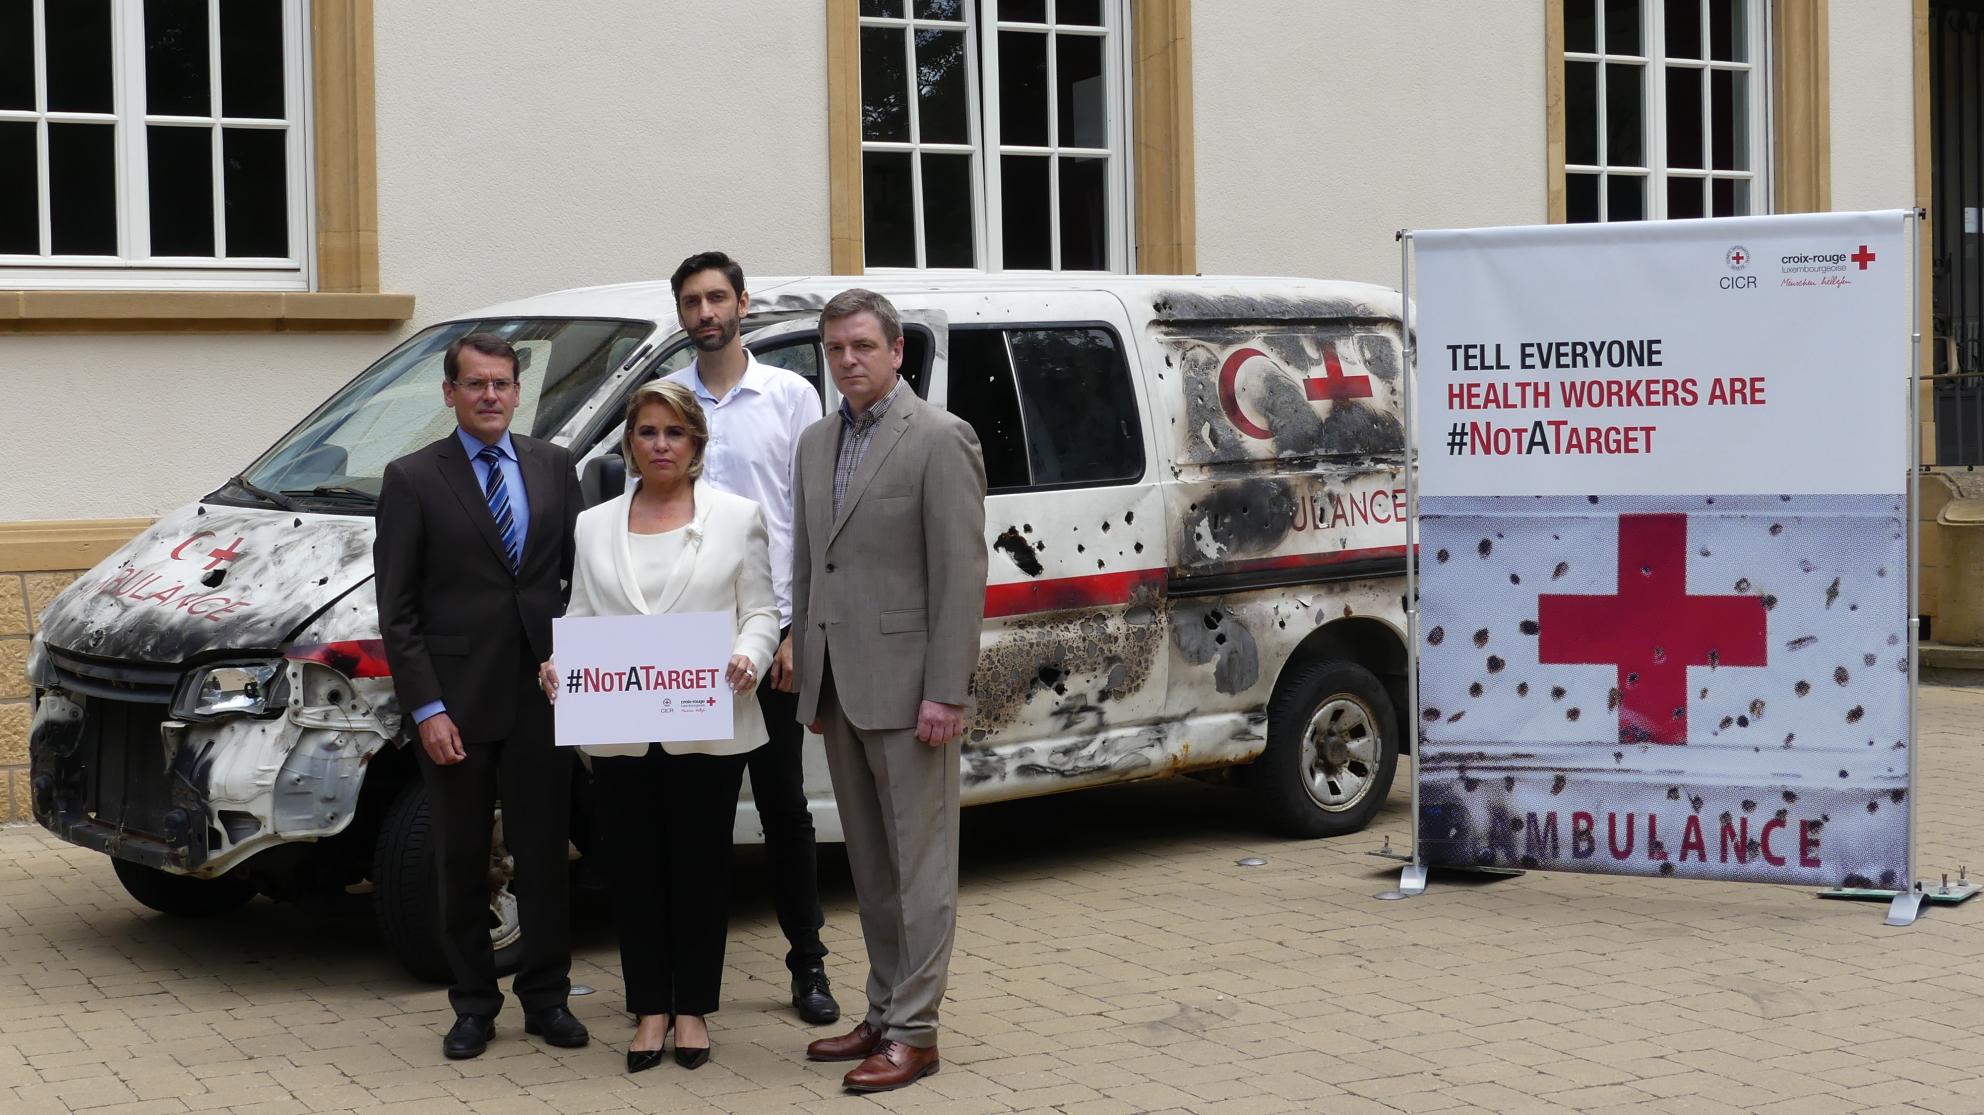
[685,521,705,546]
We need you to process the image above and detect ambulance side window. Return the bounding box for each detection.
[945,325,1142,492]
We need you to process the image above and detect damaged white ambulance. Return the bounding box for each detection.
[28,275,1410,979]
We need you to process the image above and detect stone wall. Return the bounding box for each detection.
[1,570,79,822]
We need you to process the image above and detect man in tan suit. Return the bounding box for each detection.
[792,288,987,1093]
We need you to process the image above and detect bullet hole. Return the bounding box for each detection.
[1566,707,1581,721]
[1787,635,1817,651]
[1469,682,1484,698]
[1551,561,1569,580]
[292,517,301,527]
[1690,795,1704,812]
[1509,573,1521,585]
[1839,769,1850,779]
[1833,666,1850,686]
[1134,542,1144,554]
[1640,564,1653,577]
[1486,655,1505,673]
[1504,776,1516,791]
[1436,548,1449,563]
[1427,626,1445,646]
[1785,733,1796,746]
[1614,751,1624,763]
[1896,658,1908,673]
[1551,686,1566,701]
[1519,620,1540,636]
[1794,680,1810,696]
[1462,776,1480,791]
[1036,665,1066,694]
[1761,594,1778,611]
[1660,862,1676,876]
[1707,649,1721,668]
[1700,547,1711,557]
[1862,653,1876,667]
[1447,711,1466,723]
[1887,634,1900,645]
[1846,705,1864,724]
[1824,577,1841,608]
[1734,577,1751,592]
[1586,495,1599,504]
[1607,688,1620,711]
[1124,511,1135,524]
[993,528,1044,577]
[1023,523,1033,533]
[1769,523,1783,535]
[197,506,207,515]
[1096,560,1105,569]
[201,570,225,588]
[1736,715,1749,728]
[318,576,329,586]
[1783,790,1799,803]
[1699,687,1709,699]
[1749,699,1765,717]
[1551,774,1567,795]
[1718,716,1734,731]
[1741,799,1757,813]
[1477,538,1493,556]
[1472,628,1490,647]
[1423,708,1441,722]
[1891,789,1906,804]
[1516,682,1530,697]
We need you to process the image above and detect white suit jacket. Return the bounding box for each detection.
[564,481,781,757]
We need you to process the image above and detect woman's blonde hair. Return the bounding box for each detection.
[621,380,709,482]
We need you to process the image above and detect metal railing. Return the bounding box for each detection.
[1926,366,1984,469]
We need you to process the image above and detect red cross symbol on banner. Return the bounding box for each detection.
[1535,513,1767,744]
[1217,341,1372,440]
[1850,244,1877,270]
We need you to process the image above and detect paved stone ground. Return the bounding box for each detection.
[3,682,1982,1115]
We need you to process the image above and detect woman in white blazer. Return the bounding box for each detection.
[540,380,779,1073]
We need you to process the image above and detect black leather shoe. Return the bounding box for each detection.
[792,965,841,1025]
[523,1005,590,1048]
[674,1044,710,1070]
[626,1048,665,1074]
[442,1013,494,1060]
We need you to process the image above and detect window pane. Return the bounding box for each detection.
[862,151,915,267]
[220,0,285,119]
[1059,0,1103,25]
[756,341,824,398]
[1008,328,1140,486]
[0,0,33,110]
[945,330,1030,491]
[1711,176,1749,216]
[1710,68,1747,170]
[860,27,910,142]
[1604,62,1643,166]
[1708,0,1745,61]
[1568,172,1600,223]
[1603,0,1641,54]
[147,125,214,256]
[1058,155,1106,270]
[859,0,902,16]
[915,28,969,144]
[48,123,116,254]
[1566,60,1598,165]
[0,122,37,253]
[146,0,212,116]
[1056,33,1105,148]
[922,153,974,267]
[999,30,1049,147]
[1001,154,1051,269]
[1666,175,1704,219]
[1001,0,1048,23]
[1607,174,1645,221]
[223,126,286,257]
[1665,66,1703,170]
[46,0,112,113]
[1665,0,1701,58]
[1565,0,1596,53]
[914,0,966,19]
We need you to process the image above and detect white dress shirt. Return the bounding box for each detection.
[665,353,819,628]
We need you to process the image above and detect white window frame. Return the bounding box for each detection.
[0,0,313,291]
[1564,0,1771,222]
[858,0,1133,274]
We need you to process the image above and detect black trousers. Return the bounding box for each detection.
[415,662,572,1018]
[597,747,750,1017]
[750,661,829,974]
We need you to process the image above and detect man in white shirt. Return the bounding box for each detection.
[662,252,839,1025]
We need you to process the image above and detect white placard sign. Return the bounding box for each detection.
[1412,211,1913,889]
[551,611,734,747]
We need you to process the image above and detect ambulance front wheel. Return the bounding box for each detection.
[1251,659,1399,838]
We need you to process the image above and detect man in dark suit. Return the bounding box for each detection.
[374,333,589,1059]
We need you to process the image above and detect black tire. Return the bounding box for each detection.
[111,858,256,917]
[1249,659,1399,838]
[372,780,522,984]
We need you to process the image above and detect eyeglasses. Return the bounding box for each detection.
[453,378,518,395]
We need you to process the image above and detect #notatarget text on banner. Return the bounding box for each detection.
[1411,211,1912,888]
[552,610,735,747]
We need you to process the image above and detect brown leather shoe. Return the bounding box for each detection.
[805,1020,883,1062]
[842,1040,939,1093]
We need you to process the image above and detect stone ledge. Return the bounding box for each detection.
[1922,641,1984,673]
[0,291,414,333]
[0,519,153,574]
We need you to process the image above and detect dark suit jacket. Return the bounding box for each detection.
[374,431,583,744]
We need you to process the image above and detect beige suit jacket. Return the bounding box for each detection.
[562,481,782,757]
[792,386,988,731]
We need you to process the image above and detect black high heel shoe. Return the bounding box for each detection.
[626,1014,672,1074]
[674,1014,710,1069]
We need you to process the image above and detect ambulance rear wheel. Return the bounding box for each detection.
[1252,659,1398,838]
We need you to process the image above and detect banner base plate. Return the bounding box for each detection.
[1375,862,1428,901]
[1815,879,1978,926]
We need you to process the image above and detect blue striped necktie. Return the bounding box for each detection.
[478,445,522,573]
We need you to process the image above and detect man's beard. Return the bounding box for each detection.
[693,315,740,352]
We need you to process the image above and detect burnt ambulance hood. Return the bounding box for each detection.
[39,502,376,665]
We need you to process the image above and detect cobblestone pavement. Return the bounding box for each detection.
[3,682,1981,1115]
